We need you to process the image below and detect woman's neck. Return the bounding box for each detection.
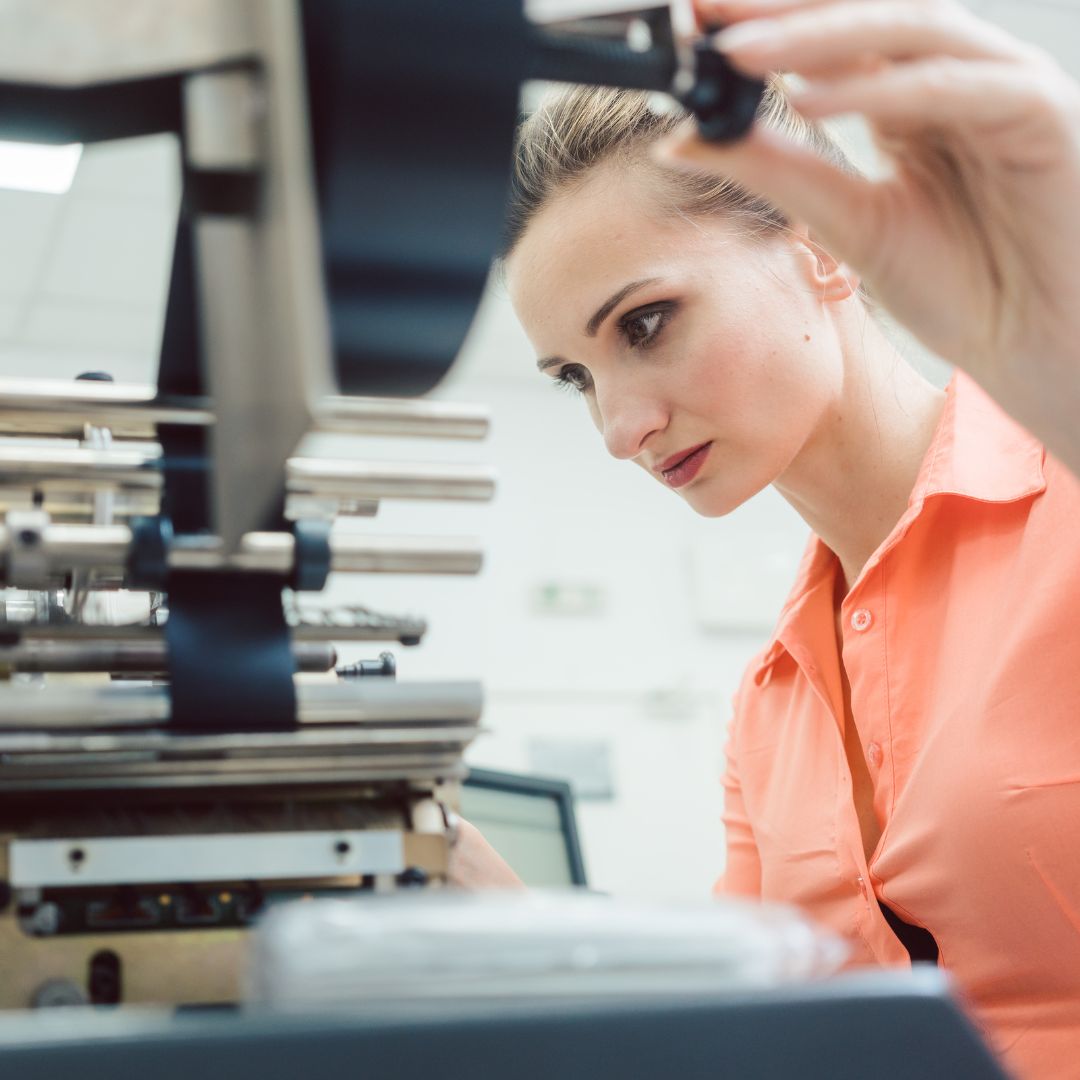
[774,317,947,594]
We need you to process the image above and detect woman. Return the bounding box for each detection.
[451,2,1080,1076]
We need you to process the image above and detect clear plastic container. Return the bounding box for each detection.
[245,890,848,1010]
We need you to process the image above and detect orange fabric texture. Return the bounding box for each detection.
[720,374,1080,1079]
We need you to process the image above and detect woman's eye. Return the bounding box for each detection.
[555,364,591,394]
[619,304,673,349]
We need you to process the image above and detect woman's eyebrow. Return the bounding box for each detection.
[585,277,661,337]
[535,277,663,371]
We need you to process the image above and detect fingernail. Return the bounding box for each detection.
[713,19,786,52]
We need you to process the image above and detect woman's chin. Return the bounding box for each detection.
[681,488,745,519]
[679,472,769,519]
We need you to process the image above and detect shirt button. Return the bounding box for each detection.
[867,741,883,768]
[851,608,873,632]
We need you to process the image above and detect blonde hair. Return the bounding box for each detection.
[502,78,859,255]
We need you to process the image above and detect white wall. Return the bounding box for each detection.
[0,0,1077,899]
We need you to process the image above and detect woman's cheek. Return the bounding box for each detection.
[685,331,761,426]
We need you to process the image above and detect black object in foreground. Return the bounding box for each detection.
[0,968,1006,1080]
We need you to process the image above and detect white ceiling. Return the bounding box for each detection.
[0,0,1075,390]
[0,133,177,385]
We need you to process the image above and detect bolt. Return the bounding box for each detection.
[32,979,87,1009]
[88,949,122,1006]
[24,902,61,937]
[396,866,428,888]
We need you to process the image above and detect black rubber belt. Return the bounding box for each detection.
[165,571,297,730]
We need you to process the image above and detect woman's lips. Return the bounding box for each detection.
[660,442,712,488]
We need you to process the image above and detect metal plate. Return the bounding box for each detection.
[9,829,405,887]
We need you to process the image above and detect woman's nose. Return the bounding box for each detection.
[596,383,667,461]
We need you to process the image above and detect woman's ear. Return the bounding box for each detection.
[788,222,860,304]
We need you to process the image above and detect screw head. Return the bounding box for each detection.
[396,866,428,888]
[32,979,87,1009]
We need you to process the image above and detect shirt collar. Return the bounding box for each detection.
[912,371,1046,506]
[752,373,1046,686]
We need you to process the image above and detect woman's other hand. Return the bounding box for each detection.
[661,0,1080,474]
[446,817,526,890]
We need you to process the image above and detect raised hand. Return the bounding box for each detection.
[660,0,1080,474]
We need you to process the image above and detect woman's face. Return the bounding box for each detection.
[506,162,851,517]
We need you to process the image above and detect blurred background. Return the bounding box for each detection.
[0,0,1073,900]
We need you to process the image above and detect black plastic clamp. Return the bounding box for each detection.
[290,519,332,592]
[679,41,765,143]
[127,515,174,591]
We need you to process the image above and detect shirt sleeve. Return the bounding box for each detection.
[714,688,762,899]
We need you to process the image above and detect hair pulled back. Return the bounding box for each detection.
[502,78,859,257]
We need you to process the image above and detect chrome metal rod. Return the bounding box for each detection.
[0,754,469,792]
[287,459,496,502]
[0,639,337,674]
[0,444,495,502]
[38,524,133,566]
[294,680,483,724]
[0,683,170,726]
[171,532,484,576]
[0,489,374,523]
[0,525,484,581]
[0,380,489,441]
[315,396,490,439]
[0,444,162,490]
[0,489,159,521]
[0,679,483,729]
[0,379,214,438]
[0,725,478,755]
[6,613,428,646]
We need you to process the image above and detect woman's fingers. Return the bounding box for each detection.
[693,0,842,33]
[656,59,1073,269]
[698,0,960,24]
[712,1,1031,80]
[792,60,1064,142]
[655,124,880,272]
[698,0,868,21]
[792,58,1080,176]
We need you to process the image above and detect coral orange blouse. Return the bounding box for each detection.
[720,374,1080,1079]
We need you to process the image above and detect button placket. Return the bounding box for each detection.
[843,583,891,864]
